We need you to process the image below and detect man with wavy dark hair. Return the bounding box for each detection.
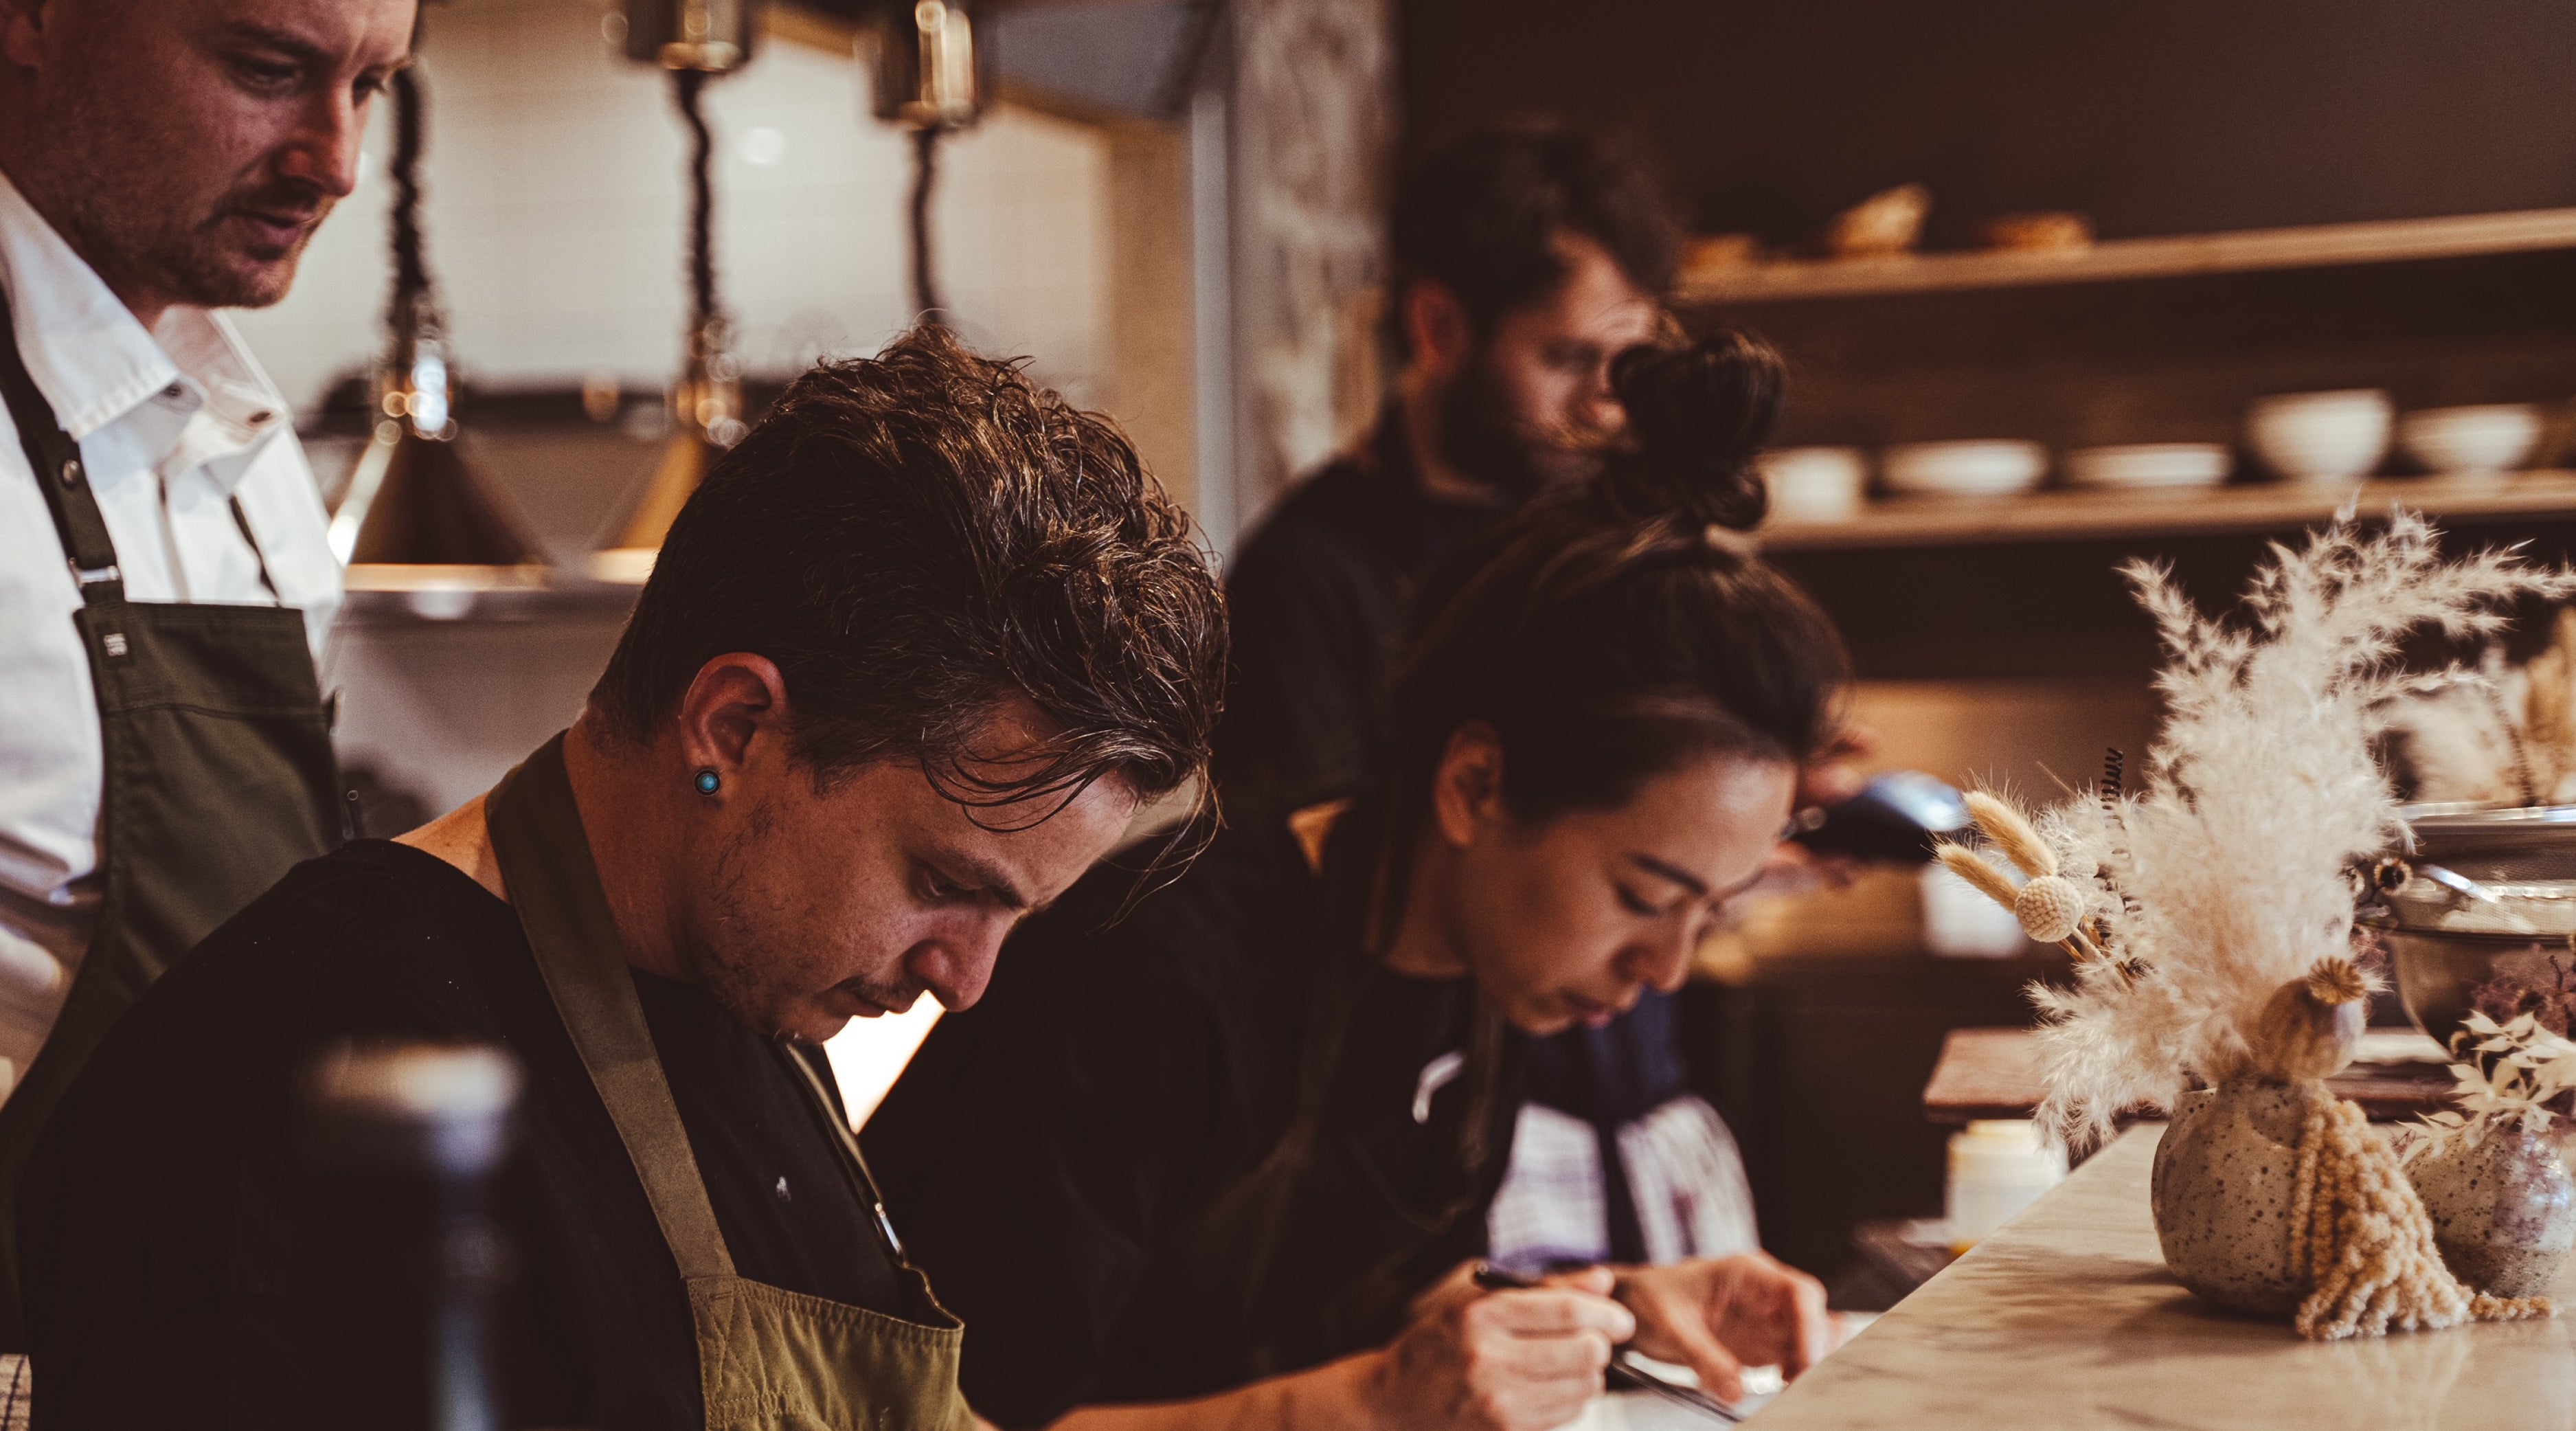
[23,328,1227,1430]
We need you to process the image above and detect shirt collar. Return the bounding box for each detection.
[0,168,288,451]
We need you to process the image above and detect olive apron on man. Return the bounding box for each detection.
[0,291,339,1347]
[1094,804,1519,1400]
[486,735,976,1430]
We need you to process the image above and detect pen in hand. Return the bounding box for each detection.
[1469,1262,1743,1423]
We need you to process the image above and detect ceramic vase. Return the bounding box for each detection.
[2150,1082,2312,1315]
[2407,1125,2576,1297]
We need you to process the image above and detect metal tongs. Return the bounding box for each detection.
[1471,1263,1744,1422]
[2413,861,2507,907]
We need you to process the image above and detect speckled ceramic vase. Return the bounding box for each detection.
[2150,1082,2312,1316]
[2407,1125,2576,1297]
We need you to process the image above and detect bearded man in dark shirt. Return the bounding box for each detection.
[20,328,1226,1430]
[1213,123,1674,812]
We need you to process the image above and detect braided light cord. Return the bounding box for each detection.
[386,65,438,348]
[912,126,945,322]
[672,67,719,328]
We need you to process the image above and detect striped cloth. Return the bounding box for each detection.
[1487,1093,1760,1273]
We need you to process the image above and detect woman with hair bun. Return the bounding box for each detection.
[867,334,1850,1431]
[1475,331,1827,1287]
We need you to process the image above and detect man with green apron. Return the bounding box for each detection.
[0,0,420,1349]
[20,328,1227,1429]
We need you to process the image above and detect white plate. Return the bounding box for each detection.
[2064,442,2230,491]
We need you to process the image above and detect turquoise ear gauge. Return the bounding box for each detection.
[694,769,722,795]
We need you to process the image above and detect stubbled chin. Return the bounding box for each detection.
[778,1004,856,1044]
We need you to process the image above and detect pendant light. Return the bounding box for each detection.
[589,0,753,585]
[867,0,990,319]
[332,64,546,593]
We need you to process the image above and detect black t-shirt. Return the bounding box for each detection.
[22,840,914,1431]
[863,809,1519,1430]
[1210,409,1501,811]
[1210,407,1702,1270]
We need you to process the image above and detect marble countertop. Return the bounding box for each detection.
[1748,1123,2576,1430]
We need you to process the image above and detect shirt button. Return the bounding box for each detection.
[773,1175,793,1203]
[248,409,275,425]
[160,383,183,401]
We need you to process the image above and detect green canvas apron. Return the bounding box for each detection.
[486,734,976,1431]
[0,291,339,1348]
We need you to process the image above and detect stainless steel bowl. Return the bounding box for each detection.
[2382,923,2576,1055]
[2399,802,2576,883]
[2380,803,2576,1049]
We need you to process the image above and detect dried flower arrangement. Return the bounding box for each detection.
[2408,1010,2576,1158]
[1934,511,2576,1338]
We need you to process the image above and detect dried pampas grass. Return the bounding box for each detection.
[2382,607,2576,807]
[2024,512,2576,1149]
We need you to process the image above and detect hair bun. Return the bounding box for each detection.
[1603,330,1785,531]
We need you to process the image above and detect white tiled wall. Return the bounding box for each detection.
[234,0,1112,414]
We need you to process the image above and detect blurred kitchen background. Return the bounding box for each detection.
[287,0,2576,1294]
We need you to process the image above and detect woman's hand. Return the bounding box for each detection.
[1611,1254,1831,1403]
[1366,1262,1635,1431]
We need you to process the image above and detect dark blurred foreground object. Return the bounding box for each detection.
[302,1042,523,1431]
[1790,771,1970,864]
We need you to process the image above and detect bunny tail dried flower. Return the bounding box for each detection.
[2026,512,2576,1150]
[1936,791,2110,960]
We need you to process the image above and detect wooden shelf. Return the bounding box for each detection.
[1681,207,2576,306]
[1759,471,2576,552]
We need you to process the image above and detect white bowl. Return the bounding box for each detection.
[2246,389,2391,485]
[2064,442,2230,491]
[1758,446,1867,521]
[1881,440,2047,498]
[2399,404,2541,477]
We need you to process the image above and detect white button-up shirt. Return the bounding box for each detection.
[0,171,341,1092]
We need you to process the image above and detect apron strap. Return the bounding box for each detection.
[0,285,123,603]
[771,1040,920,1269]
[486,732,738,1282]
